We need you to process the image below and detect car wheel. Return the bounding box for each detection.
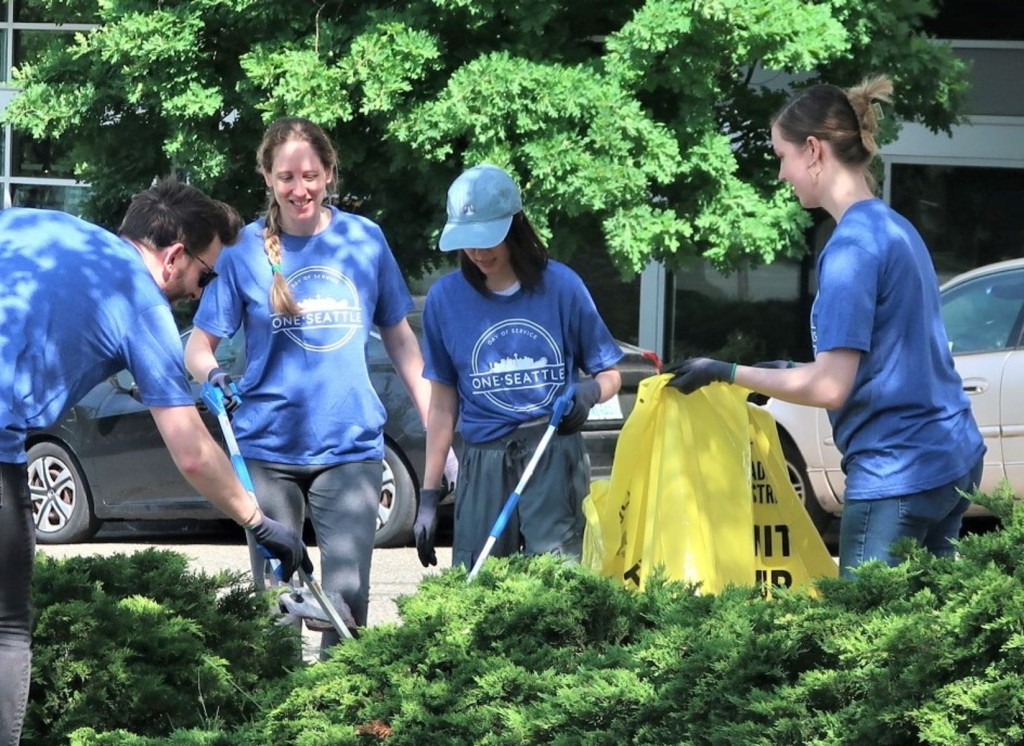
[778,433,833,536]
[28,441,101,544]
[375,443,416,548]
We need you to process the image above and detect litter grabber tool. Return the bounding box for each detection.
[201,382,356,639]
[467,384,577,583]
[278,585,357,633]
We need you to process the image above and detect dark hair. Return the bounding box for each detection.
[119,177,242,254]
[256,116,339,315]
[771,75,893,172]
[459,212,549,294]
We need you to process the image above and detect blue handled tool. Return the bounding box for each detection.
[201,382,355,639]
[467,384,577,583]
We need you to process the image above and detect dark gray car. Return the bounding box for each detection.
[29,317,661,547]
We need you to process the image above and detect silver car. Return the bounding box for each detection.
[764,257,1024,532]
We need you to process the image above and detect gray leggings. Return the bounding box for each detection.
[0,463,33,746]
[244,459,380,653]
[453,423,589,570]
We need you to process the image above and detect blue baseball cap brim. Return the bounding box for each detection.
[438,214,514,252]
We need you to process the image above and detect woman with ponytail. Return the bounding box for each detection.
[667,76,985,577]
[185,117,445,653]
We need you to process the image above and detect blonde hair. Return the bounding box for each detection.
[255,117,339,315]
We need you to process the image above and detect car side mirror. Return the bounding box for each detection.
[110,370,142,401]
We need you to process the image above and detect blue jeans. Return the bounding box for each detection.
[244,459,380,655]
[0,463,33,746]
[838,458,984,579]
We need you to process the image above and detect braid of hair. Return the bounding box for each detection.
[845,75,893,159]
[263,200,302,316]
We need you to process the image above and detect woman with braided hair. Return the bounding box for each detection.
[667,76,984,577]
[185,117,445,653]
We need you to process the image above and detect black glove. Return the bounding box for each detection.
[666,358,735,395]
[414,488,441,567]
[207,367,239,413]
[558,379,602,435]
[250,516,313,582]
[747,360,794,405]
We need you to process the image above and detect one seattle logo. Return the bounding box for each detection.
[270,266,362,351]
[470,319,566,412]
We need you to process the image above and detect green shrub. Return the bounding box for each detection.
[47,485,1024,745]
[27,550,301,745]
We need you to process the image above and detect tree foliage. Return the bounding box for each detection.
[4,0,969,277]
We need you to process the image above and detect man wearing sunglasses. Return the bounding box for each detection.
[0,178,311,746]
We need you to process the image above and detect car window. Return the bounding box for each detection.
[942,268,1024,354]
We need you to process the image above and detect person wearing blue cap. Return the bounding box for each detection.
[413,163,624,569]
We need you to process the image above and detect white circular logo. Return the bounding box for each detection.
[469,319,566,412]
[270,266,362,351]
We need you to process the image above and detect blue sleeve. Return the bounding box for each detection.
[122,305,194,407]
[813,241,877,354]
[421,288,458,386]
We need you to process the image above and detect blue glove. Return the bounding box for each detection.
[250,516,313,581]
[667,358,735,395]
[414,488,442,567]
[557,379,602,435]
[207,367,239,413]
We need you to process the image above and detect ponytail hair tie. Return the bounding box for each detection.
[270,263,283,273]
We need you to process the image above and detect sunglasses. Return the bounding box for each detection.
[185,249,219,288]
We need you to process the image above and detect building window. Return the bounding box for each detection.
[890,164,1024,281]
[11,182,87,212]
[13,0,98,24]
[13,28,71,68]
[952,44,1024,118]
[11,131,75,178]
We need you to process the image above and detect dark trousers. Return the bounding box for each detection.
[244,459,380,655]
[453,423,589,570]
[0,462,33,746]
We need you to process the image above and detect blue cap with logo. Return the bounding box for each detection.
[439,164,523,252]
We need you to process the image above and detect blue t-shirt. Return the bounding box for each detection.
[422,261,624,444]
[811,198,985,499]
[193,207,414,465]
[0,208,194,463]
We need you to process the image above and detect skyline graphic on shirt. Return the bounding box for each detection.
[270,266,363,351]
[469,318,566,413]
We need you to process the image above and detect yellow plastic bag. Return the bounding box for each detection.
[583,374,837,594]
[747,404,838,592]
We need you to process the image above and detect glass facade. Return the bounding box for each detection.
[0,0,96,211]
[891,164,1024,282]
